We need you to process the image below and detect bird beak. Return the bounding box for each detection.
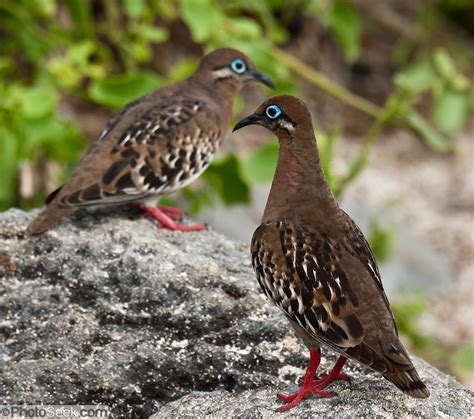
[250,71,275,89]
[233,114,261,132]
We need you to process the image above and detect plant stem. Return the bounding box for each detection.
[333,93,404,196]
[270,46,450,153]
[269,46,381,118]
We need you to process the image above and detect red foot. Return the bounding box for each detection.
[130,203,205,232]
[276,352,349,411]
[277,387,332,411]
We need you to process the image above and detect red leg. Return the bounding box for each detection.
[277,349,332,411]
[312,355,350,389]
[157,206,184,221]
[130,203,205,232]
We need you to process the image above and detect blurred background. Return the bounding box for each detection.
[0,0,472,388]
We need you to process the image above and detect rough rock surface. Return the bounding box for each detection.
[153,359,474,418]
[0,208,472,418]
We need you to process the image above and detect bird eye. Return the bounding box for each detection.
[230,58,246,74]
[265,105,282,119]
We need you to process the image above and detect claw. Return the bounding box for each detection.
[311,357,349,389]
[276,352,349,411]
[277,387,332,411]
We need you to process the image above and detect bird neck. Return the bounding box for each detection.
[191,73,238,126]
[262,134,339,224]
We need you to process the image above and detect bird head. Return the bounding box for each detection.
[233,95,313,142]
[195,48,274,90]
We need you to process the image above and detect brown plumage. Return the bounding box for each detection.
[233,95,429,410]
[28,48,273,234]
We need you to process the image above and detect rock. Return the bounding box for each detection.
[0,208,472,418]
[153,358,474,417]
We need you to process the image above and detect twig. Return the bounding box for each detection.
[269,46,381,118]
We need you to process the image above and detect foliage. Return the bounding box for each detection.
[0,0,472,388]
[392,292,434,351]
[367,219,396,263]
[453,342,474,377]
[395,49,471,137]
[0,0,472,214]
[392,292,474,381]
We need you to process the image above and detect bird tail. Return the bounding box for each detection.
[380,338,430,398]
[383,365,430,398]
[346,337,430,399]
[27,202,77,234]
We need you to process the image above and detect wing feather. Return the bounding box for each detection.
[251,221,365,349]
[56,94,222,208]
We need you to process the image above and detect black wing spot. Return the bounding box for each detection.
[343,314,364,339]
[65,190,81,205]
[330,322,349,342]
[116,173,134,190]
[144,172,161,189]
[45,185,63,204]
[81,184,102,202]
[304,309,320,332]
[103,160,129,185]
[121,148,138,159]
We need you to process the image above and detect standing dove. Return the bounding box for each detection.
[233,95,429,411]
[28,48,273,234]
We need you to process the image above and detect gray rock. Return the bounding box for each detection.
[152,357,474,417]
[0,208,471,418]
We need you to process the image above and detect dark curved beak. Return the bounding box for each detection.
[251,71,275,89]
[233,114,261,132]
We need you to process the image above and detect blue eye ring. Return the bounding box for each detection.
[265,104,282,119]
[230,58,247,74]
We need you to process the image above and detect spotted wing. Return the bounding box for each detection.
[251,221,365,349]
[55,94,223,208]
[339,209,393,315]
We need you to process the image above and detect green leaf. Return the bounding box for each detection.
[226,17,262,39]
[63,0,93,36]
[367,218,396,262]
[201,154,250,205]
[68,40,108,79]
[180,187,215,215]
[19,85,58,119]
[167,58,198,82]
[152,0,177,20]
[433,49,470,90]
[433,49,456,80]
[88,71,163,108]
[0,128,19,206]
[0,56,14,75]
[17,28,48,62]
[13,114,85,162]
[240,141,278,183]
[47,57,82,88]
[453,343,474,374]
[129,40,151,63]
[179,0,223,42]
[394,62,437,94]
[140,26,168,42]
[323,0,361,62]
[432,88,470,136]
[392,293,433,350]
[405,113,451,152]
[36,0,57,16]
[317,127,341,188]
[125,0,146,19]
